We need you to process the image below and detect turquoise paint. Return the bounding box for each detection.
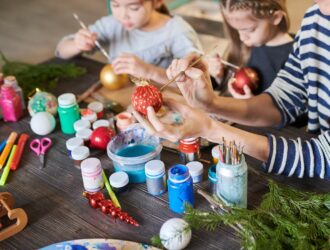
[116,144,155,157]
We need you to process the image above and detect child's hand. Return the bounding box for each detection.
[206,53,224,83]
[112,53,150,78]
[74,29,97,52]
[228,78,254,99]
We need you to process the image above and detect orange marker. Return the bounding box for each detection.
[10,133,30,171]
[0,132,18,169]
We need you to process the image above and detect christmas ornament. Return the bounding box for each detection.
[90,127,115,150]
[83,192,139,227]
[232,67,259,95]
[30,112,56,135]
[131,80,163,116]
[99,64,128,90]
[159,218,192,250]
[27,89,58,116]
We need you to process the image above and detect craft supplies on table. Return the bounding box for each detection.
[10,133,29,170]
[178,137,201,164]
[57,93,80,134]
[71,146,90,169]
[208,164,217,195]
[29,137,52,169]
[92,119,111,130]
[87,101,104,119]
[75,128,92,146]
[109,171,129,193]
[66,137,84,157]
[145,159,166,196]
[80,158,104,193]
[186,161,204,183]
[0,84,23,122]
[0,145,17,185]
[0,132,18,169]
[115,111,136,132]
[81,109,97,124]
[73,119,91,132]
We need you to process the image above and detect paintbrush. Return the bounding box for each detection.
[73,13,110,60]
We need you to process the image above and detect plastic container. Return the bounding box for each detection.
[211,145,221,164]
[168,164,194,214]
[74,119,91,132]
[92,119,110,130]
[186,161,203,183]
[66,137,84,157]
[208,164,217,195]
[58,93,80,134]
[80,157,104,192]
[107,125,162,183]
[115,111,135,132]
[145,160,166,196]
[216,155,247,208]
[71,146,90,169]
[0,85,23,122]
[178,137,200,164]
[88,101,104,119]
[109,171,129,193]
[81,109,97,124]
[76,128,92,146]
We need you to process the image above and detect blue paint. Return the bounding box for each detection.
[116,144,155,157]
[0,140,6,154]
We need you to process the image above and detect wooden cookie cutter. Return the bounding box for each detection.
[0,192,28,241]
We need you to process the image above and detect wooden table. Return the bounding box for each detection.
[0,56,329,250]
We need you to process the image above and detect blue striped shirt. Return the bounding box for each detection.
[264,5,330,179]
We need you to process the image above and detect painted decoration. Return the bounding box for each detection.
[28,89,58,116]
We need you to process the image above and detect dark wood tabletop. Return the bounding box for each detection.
[0,56,329,250]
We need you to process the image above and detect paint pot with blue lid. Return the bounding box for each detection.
[208,164,217,195]
[168,164,194,214]
[145,159,166,196]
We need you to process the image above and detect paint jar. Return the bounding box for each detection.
[145,160,166,196]
[168,164,194,214]
[74,119,91,132]
[92,119,110,130]
[66,137,84,157]
[178,137,200,164]
[80,157,104,192]
[71,146,90,169]
[211,145,220,164]
[216,155,247,208]
[81,109,97,124]
[58,93,80,134]
[4,76,25,109]
[186,161,203,183]
[0,84,23,122]
[109,171,129,193]
[115,111,135,132]
[76,128,92,146]
[208,164,217,195]
[88,101,104,119]
[107,125,162,183]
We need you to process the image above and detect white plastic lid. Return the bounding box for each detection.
[4,76,17,85]
[81,111,97,123]
[81,157,101,173]
[88,101,104,113]
[71,146,90,160]
[74,119,91,132]
[92,119,110,130]
[145,160,165,176]
[186,161,204,176]
[58,93,76,107]
[76,128,92,141]
[212,145,220,158]
[180,137,199,144]
[109,171,129,188]
[66,137,84,151]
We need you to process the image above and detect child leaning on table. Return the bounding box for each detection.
[55,0,203,85]
[134,2,330,179]
[207,0,293,98]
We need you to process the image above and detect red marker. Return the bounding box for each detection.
[10,133,29,170]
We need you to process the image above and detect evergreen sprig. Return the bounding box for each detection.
[184,181,330,250]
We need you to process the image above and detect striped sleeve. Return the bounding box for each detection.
[263,131,330,179]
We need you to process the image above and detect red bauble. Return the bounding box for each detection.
[90,127,115,150]
[131,83,163,116]
[232,67,259,95]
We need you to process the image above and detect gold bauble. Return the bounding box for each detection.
[99,64,129,90]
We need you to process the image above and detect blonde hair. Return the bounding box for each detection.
[221,0,290,66]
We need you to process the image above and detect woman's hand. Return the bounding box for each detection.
[228,78,254,99]
[112,53,150,78]
[73,29,97,52]
[206,53,224,84]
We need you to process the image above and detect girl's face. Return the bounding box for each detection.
[224,8,280,47]
[111,0,155,30]
[315,0,330,15]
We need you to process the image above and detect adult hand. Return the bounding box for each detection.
[206,53,224,84]
[166,53,217,110]
[74,29,97,52]
[112,53,150,78]
[228,78,254,99]
[132,98,213,142]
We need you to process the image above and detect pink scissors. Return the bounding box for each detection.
[29,137,52,168]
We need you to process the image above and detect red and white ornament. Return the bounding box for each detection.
[232,67,259,95]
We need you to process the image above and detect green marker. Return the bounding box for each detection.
[0,145,17,186]
[102,169,121,208]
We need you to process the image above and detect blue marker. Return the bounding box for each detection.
[0,140,6,154]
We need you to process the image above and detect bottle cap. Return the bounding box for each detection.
[58,93,76,107]
[81,157,101,173]
[76,128,92,141]
[109,171,129,188]
[74,119,91,132]
[145,160,165,176]
[71,146,90,160]
[186,161,204,176]
[92,119,110,130]
[66,137,84,151]
[81,110,97,123]
[88,101,103,113]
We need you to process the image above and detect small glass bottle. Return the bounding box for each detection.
[0,85,23,122]
[88,101,104,119]
[71,146,90,169]
[4,76,25,109]
[80,157,104,193]
[145,160,166,196]
[58,93,80,134]
[178,137,200,164]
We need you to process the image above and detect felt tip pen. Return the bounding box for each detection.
[0,145,17,186]
[0,132,18,169]
[11,133,30,171]
[0,139,6,154]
